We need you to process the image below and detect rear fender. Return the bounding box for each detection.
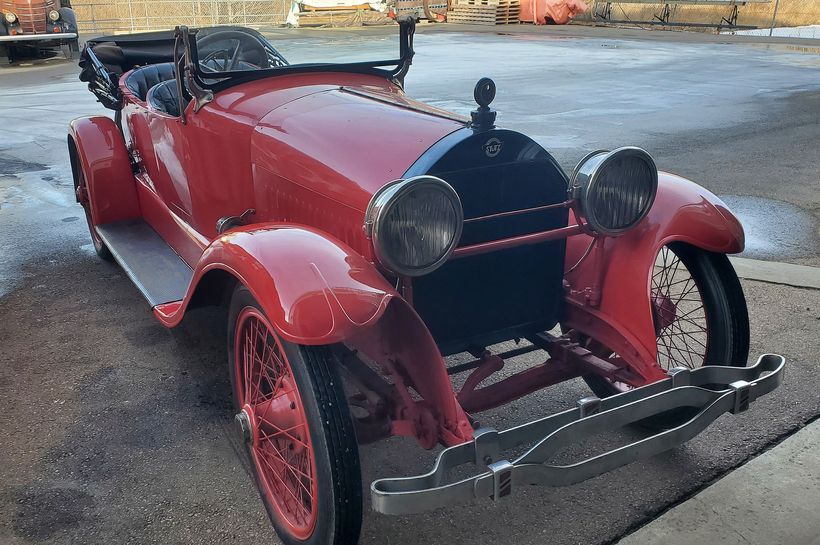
[68,116,140,224]
[563,172,745,383]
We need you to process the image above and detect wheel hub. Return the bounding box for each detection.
[254,377,307,454]
[235,408,254,444]
[652,293,677,333]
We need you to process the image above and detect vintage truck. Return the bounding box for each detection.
[1,0,78,61]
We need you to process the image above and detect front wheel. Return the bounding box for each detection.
[584,242,750,399]
[227,285,362,545]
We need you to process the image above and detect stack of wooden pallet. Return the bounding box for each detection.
[447,0,521,25]
[297,8,393,27]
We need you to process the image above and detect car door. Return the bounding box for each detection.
[143,106,196,222]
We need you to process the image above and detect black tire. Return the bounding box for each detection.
[227,285,362,545]
[583,242,749,423]
[75,162,113,261]
[62,39,80,59]
[57,7,80,59]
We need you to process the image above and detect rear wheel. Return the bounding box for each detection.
[584,242,749,400]
[75,165,112,261]
[227,285,362,545]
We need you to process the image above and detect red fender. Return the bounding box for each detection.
[155,225,396,344]
[563,172,745,383]
[68,116,140,225]
[346,299,474,448]
[154,224,472,447]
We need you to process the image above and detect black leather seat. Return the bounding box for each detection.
[146,80,181,117]
[124,62,176,101]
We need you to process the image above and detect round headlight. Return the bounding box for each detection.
[48,9,60,21]
[365,175,463,277]
[571,146,658,235]
[4,12,17,23]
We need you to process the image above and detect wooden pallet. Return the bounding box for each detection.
[395,0,448,18]
[297,9,393,26]
[448,0,520,25]
[302,3,372,11]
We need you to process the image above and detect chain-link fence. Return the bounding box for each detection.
[71,0,819,34]
[72,0,292,34]
[575,0,820,32]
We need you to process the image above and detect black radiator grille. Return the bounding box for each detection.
[410,129,569,356]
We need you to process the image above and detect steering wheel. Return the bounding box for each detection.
[196,30,269,72]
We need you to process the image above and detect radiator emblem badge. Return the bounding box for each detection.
[484,137,502,158]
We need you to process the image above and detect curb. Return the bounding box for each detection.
[616,419,820,545]
[729,256,820,290]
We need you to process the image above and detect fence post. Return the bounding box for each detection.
[768,0,780,36]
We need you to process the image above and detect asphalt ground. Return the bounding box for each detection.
[1,25,819,545]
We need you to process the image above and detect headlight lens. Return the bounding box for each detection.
[571,146,658,235]
[48,9,60,21]
[366,175,463,277]
[4,12,17,23]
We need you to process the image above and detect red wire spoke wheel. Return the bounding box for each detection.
[583,242,749,408]
[236,308,318,537]
[227,285,362,545]
[651,245,710,370]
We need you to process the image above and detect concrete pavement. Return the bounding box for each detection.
[619,419,820,545]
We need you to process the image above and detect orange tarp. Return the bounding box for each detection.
[519,0,587,25]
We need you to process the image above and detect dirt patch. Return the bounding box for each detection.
[0,153,47,176]
[11,485,96,541]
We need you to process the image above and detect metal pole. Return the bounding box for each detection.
[769,0,780,36]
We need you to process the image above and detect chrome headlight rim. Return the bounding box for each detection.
[4,12,17,24]
[572,146,658,236]
[365,175,464,277]
[48,9,61,22]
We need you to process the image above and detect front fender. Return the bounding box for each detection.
[154,224,473,446]
[155,224,397,345]
[564,172,745,382]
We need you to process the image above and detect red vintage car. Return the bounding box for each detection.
[71,22,784,545]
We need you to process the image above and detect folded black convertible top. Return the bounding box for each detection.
[83,26,269,77]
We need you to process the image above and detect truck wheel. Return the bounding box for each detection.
[583,242,749,417]
[61,39,79,60]
[75,163,112,261]
[227,285,362,545]
[58,7,79,58]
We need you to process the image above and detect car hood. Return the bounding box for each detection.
[247,82,467,258]
[250,84,466,214]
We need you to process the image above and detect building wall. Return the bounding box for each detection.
[578,0,820,30]
[70,0,820,34]
[72,0,292,33]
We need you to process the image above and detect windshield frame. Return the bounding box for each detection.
[176,17,416,103]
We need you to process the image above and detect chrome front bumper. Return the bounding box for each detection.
[0,33,77,43]
[371,354,785,515]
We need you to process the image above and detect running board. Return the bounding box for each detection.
[96,219,193,307]
[371,354,786,515]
